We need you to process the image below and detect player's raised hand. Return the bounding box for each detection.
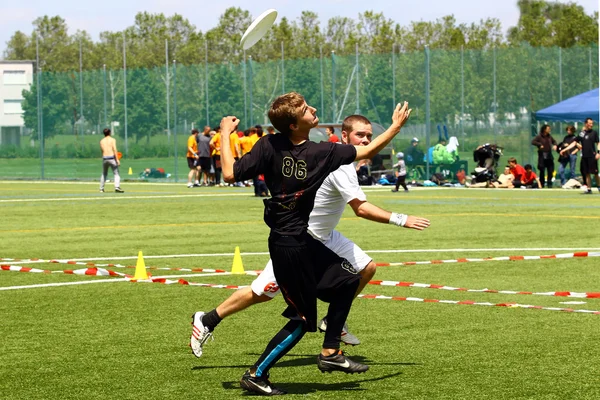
[392,101,412,129]
[220,116,240,135]
[404,216,430,231]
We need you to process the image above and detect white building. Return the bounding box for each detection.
[0,60,34,145]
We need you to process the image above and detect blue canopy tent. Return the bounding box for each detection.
[535,88,599,122]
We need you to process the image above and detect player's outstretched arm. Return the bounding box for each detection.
[219,116,240,183]
[348,199,430,231]
[354,102,411,161]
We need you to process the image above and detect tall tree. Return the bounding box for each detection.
[508,0,599,47]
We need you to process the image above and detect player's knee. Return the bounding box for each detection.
[252,291,275,304]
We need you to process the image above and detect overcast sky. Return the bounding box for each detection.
[1,0,598,55]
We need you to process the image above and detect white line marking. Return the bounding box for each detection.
[0,272,231,291]
[0,193,252,203]
[0,278,129,291]
[7,248,599,263]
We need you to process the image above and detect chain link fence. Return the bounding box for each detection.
[1,44,597,181]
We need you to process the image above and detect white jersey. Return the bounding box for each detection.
[308,163,367,241]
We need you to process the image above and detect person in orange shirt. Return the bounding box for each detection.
[239,129,254,156]
[187,129,200,188]
[248,126,259,146]
[229,130,242,160]
[210,127,222,185]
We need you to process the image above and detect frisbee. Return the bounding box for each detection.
[240,9,278,50]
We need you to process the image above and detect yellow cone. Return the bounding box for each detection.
[133,251,149,280]
[128,167,133,175]
[231,246,245,274]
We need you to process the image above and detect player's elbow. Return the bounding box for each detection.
[223,171,236,184]
[354,206,368,218]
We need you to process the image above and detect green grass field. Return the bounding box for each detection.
[1,182,599,399]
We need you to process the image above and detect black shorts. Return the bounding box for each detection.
[212,155,221,169]
[580,157,598,176]
[187,157,197,169]
[268,232,360,332]
[197,157,211,171]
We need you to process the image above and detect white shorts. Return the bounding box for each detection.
[251,230,372,298]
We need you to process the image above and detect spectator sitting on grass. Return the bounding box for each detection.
[508,157,526,188]
[522,164,542,189]
[491,166,514,188]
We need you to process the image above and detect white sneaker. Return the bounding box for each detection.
[190,311,213,357]
[318,317,360,346]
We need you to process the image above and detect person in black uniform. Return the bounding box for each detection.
[561,118,600,194]
[216,92,412,395]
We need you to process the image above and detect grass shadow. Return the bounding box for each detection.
[193,354,420,371]
[221,372,404,395]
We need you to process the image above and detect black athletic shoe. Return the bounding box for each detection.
[115,188,124,193]
[240,370,286,396]
[582,190,593,195]
[317,350,369,374]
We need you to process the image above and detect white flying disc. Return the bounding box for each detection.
[240,9,278,50]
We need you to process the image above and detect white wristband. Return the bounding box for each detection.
[389,212,408,227]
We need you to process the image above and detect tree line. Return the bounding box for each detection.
[3,0,598,71]
[3,0,598,146]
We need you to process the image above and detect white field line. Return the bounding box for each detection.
[0,272,230,291]
[0,193,252,203]
[5,248,600,264]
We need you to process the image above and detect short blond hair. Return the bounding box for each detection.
[268,92,305,135]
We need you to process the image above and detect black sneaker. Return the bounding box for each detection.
[317,350,369,374]
[240,370,286,396]
[115,188,124,193]
[582,190,593,195]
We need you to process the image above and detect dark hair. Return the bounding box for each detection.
[524,164,532,170]
[244,129,250,137]
[103,128,111,136]
[342,115,371,134]
[540,124,550,135]
[566,125,575,133]
[192,128,199,134]
[255,124,263,136]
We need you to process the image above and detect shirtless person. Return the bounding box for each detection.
[99,128,124,193]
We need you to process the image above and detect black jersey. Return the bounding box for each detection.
[575,129,599,158]
[233,134,356,235]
